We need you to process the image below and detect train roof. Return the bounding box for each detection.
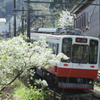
[30,27,99,41]
[38,28,62,33]
[31,32,99,40]
[31,27,83,35]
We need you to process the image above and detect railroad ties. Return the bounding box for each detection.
[46,87,100,100]
[33,72,100,100]
[33,71,100,100]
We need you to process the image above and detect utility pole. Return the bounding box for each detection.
[22,4,24,35]
[27,0,30,42]
[63,0,66,10]
[13,8,41,38]
[24,0,69,41]
[14,0,16,37]
[9,22,11,37]
[42,13,44,28]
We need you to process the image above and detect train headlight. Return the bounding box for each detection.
[91,66,94,68]
[64,64,68,66]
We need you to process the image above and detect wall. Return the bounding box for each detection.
[75,0,100,38]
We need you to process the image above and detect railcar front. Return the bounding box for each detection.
[30,32,99,90]
[42,35,99,90]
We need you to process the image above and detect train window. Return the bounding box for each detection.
[48,43,56,54]
[49,43,51,48]
[62,38,72,62]
[52,44,56,54]
[56,44,59,55]
[45,41,49,48]
[46,41,48,44]
[89,40,98,64]
[72,45,88,63]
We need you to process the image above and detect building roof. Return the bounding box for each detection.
[0,18,6,23]
[70,0,94,14]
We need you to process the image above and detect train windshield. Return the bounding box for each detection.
[72,45,88,63]
[62,38,72,62]
[62,38,98,64]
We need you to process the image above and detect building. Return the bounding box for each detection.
[0,18,7,34]
[71,0,100,38]
[0,17,21,39]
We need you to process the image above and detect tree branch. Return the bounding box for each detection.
[0,70,23,93]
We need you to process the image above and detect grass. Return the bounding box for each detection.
[0,79,49,100]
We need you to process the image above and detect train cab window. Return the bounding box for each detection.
[62,38,72,62]
[89,40,98,64]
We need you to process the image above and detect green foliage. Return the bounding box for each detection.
[0,0,81,25]
[0,80,21,99]
[49,0,81,27]
[0,0,13,20]
[50,0,81,10]
[0,0,23,20]
[13,83,48,100]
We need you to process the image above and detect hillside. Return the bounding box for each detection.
[0,0,21,21]
[0,0,81,22]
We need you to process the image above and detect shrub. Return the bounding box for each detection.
[13,82,48,100]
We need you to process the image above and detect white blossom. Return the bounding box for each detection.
[35,79,42,84]
[41,80,48,87]
[58,10,74,28]
[0,35,68,90]
[57,53,69,60]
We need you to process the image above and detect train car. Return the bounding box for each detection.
[30,28,99,90]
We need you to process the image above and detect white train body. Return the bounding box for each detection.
[30,28,99,90]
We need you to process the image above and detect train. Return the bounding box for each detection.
[29,27,99,90]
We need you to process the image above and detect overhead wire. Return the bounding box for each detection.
[87,0,99,27]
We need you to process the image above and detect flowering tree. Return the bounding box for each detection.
[0,36,68,92]
[58,10,74,28]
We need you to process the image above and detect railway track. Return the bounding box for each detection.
[27,71,100,100]
[46,84,100,100]
[33,72,100,100]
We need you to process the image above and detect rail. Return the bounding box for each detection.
[62,93,100,100]
[47,88,100,100]
[47,88,60,100]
